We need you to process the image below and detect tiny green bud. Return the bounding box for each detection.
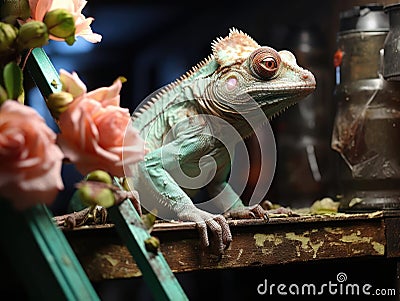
[44,9,76,44]
[47,91,73,119]
[141,210,158,232]
[16,21,48,51]
[144,236,160,254]
[86,170,113,184]
[78,183,115,208]
[0,22,18,54]
[95,188,115,208]
[116,76,127,84]
[78,183,94,206]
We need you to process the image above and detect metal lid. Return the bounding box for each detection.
[384,3,400,12]
[339,4,389,33]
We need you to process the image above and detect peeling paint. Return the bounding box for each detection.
[254,233,268,247]
[100,254,119,267]
[310,241,324,258]
[337,231,383,254]
[236,248,243,261]
[351,248,362,255]
[254,233,283,247]
[253,234,283,255]
[340,232,371,243]
[285,232,324,258]
[126,270,142,277]
[371,242,385,255]
[286,232,309,250]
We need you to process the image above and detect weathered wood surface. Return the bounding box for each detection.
[64,212,387,282]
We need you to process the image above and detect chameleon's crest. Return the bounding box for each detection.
[211,27,260,68]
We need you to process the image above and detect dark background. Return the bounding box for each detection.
[22,1,399,300]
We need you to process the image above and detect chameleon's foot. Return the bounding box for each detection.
[223,204,269,220]
[224,203,296,220]
[261,200,296,216]
[178,207,232,255]
[54,205,108,229]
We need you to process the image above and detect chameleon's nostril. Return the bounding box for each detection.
[302,74,309,80]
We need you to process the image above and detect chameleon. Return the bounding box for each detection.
[128,28,316,254]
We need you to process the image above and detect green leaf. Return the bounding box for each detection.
[3,62,23,101]
[0,85,8,105]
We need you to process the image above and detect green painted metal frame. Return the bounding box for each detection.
[109,180,188,301]
[0,47,100,300]
[0,201,100,300]
[26,48,63,96]
[24,47,188,300]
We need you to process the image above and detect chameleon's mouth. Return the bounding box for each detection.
[249,84,316,118]
[249,84,315,102]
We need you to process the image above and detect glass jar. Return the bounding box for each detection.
[332,4,400,212]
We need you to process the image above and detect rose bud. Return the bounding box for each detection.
[0,22,18,54]
[86,170,113,184]
[16,21,48,51]
[144,236,160,254]
[47,91,74,119]
[43,9,76,45]
[78,182,116,208]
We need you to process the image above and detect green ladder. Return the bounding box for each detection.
[0,47,188,301]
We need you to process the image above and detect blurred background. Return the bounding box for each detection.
[22,0,399,300]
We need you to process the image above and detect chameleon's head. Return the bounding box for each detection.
[207,28,316,119]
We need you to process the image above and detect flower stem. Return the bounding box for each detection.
[20,48,33,71]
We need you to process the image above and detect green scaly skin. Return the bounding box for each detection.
[130,28,316,254]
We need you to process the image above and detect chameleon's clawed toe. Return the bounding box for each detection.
[180,207,232,256]
[224,204,269,220]
[53,205,108,229]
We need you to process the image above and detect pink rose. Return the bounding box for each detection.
[0,100,64,210]
[57,78,145,177]
[28,0,102,43]
[60,68,87,97]
[59,68,120,107]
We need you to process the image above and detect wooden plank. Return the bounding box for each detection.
[64,212,386,282]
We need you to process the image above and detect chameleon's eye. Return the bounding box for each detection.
[249,47,281,79]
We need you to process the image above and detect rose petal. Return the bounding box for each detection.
[60,69,87,97]
[86,79,122,107]
[0,101,64,210]
[58,83,145,177]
